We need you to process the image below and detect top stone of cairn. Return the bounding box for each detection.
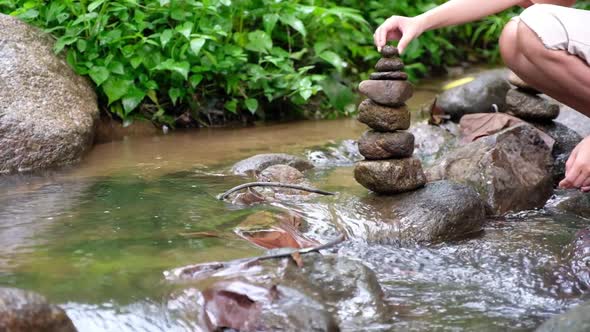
[381,45,399,58]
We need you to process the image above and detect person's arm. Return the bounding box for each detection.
[374,0,574,53]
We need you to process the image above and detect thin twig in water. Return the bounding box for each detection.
[250,233,347,263]
[217,182,336,200]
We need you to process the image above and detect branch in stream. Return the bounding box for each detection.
[216,182,337,200]
[251,233,347,263]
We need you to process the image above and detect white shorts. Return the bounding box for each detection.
[516,4,590,65]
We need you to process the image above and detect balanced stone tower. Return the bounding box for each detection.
[354,45,426,194]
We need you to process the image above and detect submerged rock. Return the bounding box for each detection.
[357,130,414,160]
[536,301,590,332]
[427,124,553,215]
[0,14,98,174]
[505,89,559,122]
[306,139,361,167]
[358,81,413,107]
[546,190,590,219]
[535,122,582,184]
[436,69,511,121]
[357,99,410,132]
[409,122,459,167]
[354,158,426,194]
[358,181,487,244]
[0,287,77,332]
[232,153,314,176]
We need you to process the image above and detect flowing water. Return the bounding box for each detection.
[0,73,587,331]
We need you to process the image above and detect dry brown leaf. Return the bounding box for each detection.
[459,113,555,149]
[290,252,304,268]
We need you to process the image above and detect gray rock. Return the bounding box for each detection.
[555,105,590,137]
[360,181,487,244]
[0,14,98,174]
[354,158,426,194]
[427,124,553,215]
[232,153,314,176]
[358,80,413,107]
[535,122,582,184]
[381,45,399,58]
[256,164,313,196]
[536,302,590,332]
[358,130,414,160]
[435,69,511,121]
[0,287,77,332]
[306,139,362,167]
[357,99,410,132]
[546,189,590,219]
[409,122,460,167]
[369,71,408,80]
[375,58,404,72]
[505,89,559,122]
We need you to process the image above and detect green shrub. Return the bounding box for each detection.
[4,1,574,126]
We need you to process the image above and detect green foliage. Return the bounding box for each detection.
[2,0,569,125]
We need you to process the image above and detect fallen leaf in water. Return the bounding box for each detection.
[427,97,451,125]
[236,211,319,249]
[460,113,555,149]
[290,252,304,267]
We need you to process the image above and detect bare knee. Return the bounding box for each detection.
[500,20,519,68]
[518,5,564,63]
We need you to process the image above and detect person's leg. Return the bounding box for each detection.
[500,19,590,117]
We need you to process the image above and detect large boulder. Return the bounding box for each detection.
[545,189,590,219]
[409,121,459,167]
[427,124,553,215]
[536,302,590,332]
[231,153,314,176]
[0,287,77,332]
[555,105,590,137]
[358,181,487,244]
[435,69,511,122]
[534,122,582,184]
[0,14,98,174]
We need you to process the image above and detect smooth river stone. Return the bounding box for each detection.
[375,58,404,72]
[381,45,399,58]
[359,80,413,107]
[505,88,559,122]
[369,71,408,81]
[358,99,410,132]
[358,130,414,160]
[354,158,426,194]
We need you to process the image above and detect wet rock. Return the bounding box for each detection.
[508,71,539,93]
[357,99,410,132]
[358,81,413,107]
[0,14,98,174]
[381,45,399,58]
[375,58,404,72]
[358,130,414,160]
[536,301,590,332]
[545,190,590,219]
[535,122,582,184]
[369,71,408,80]
[232,153,314,176]
[360,181,487,244]
[354,158,426,194]
[427,124,553,215]
[256,165,313,196]
[555,105,590,137]
[505,89,560,122]
[306,139,362,167]
[565,228,590,290]
[0,287,77,332]
[409,122,459,167]
[435,69,511,121]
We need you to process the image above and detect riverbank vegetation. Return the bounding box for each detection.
[1,0,584,127]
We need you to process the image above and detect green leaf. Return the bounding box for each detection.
[160,29,173,47]
[319,51,346,69]
[122,86,145,114]
[176,22,193,39]
[76,39,87,52]
[103,77,133,105]
[220,0,231,6]
[224,99,238,113]
[108,61,125,75]
[263,13,279,34]
[88,0,106,12]
[155,59,190,79]
[245,30,272,53]
[280,15,306,37]
[245,98,258,114]
[168,88,182,105]
[130,57,142,69]
[190,38,206,56]
[53,35,77,53]
[89,66,109,86]
[189,74,203,88]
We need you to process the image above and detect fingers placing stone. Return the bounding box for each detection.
[358,130,414,160]
[357,99,410,132]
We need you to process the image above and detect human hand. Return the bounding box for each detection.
[373,16,426,54]
[560,136,590,192]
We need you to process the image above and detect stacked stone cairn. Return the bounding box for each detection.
[506,71,559,122]
[354,45,426,194]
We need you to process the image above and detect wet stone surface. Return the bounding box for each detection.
[357,99,410,132]
[357,130,414,160]
[359,80,413,107]
[354,158,426,194]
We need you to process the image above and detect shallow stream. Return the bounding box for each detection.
[1,73,587,331]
